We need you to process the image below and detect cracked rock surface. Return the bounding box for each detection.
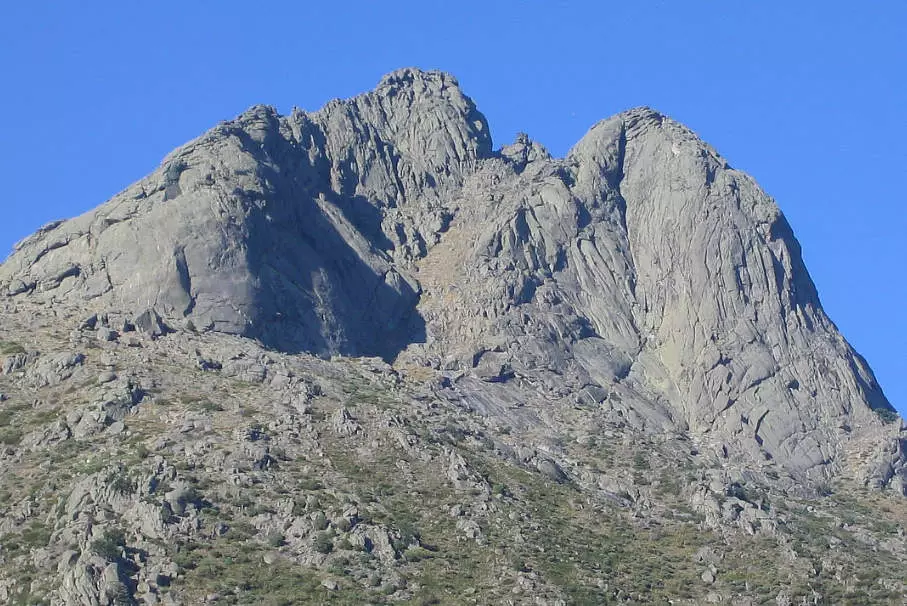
[1,69,899,481]
[0,68,904,605]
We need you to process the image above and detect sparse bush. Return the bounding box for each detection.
[874,407,899,425]
[265,532,284,548]
[250,503,276,516]
[196,400,224,413]
[0,341,25,355]
[226,521,257,540]
[815,482,834,497]
[403,546,435,562]
[397,519,421,545]
[109,471,133,494]
[19,522,51,548]
[91,528,126,562]
[232,493,254,509]
[0,428,22,445]
[441,424,467,443]
[291,500,308,516]
[335,517,352,533]
[313,512,329,531]
[298,478,324,491]
[313,532,333,554]
[492,483,510,497]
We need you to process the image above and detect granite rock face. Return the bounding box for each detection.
[0,68,902,485]
[1,69,489,359]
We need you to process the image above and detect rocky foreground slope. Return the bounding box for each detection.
[0,68,905,604]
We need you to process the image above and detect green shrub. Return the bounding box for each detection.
[196,400,224,413]
[403,546,435,562]
[109,471,133,495]
[313,532,333,554]
[265,532,284,548]
[91,529,126,561]
[20,522,52,548]
[397,519,421,545]
[492,483,510,497]
[0,428,22,445]
[874,408,900,425]
[298,478,324,491]
[291,500,308,516]
[335,517,352,533]
[0,341,25,355]
[313,512,329,531]
[336,538,354,551]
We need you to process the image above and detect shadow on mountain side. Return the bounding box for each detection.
[241,185,425,362]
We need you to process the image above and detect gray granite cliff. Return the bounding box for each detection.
[1,68,902,486]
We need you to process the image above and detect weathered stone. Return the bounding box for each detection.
[164,482,196,516]
[1,353,29,375]
[96,327,117,342]
[332,407,361,436]
[97,371,117,384]
[135,309,167,338]
[25,352,84,387]
[0,69,490,362]
[536,458,568,483]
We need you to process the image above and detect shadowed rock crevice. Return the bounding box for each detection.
[217,115,428,359]
[240,184,426,359]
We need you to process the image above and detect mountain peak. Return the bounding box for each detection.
[0,70,902,488]
[0,69,905,605]
[377,66,460,90]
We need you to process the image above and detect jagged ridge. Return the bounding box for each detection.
[0,68,903,485]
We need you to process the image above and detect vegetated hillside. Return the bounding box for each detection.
[0,69,904,605]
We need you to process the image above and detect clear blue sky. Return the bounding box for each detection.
[2,2,905,413]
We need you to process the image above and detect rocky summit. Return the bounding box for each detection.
[0,68,904,605]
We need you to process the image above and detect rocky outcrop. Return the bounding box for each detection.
[0,68,901,487]
[0,69,490,359]
[405,106,901,481]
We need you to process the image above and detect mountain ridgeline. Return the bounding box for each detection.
[3,68,899,484]
[0,68,905,605]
